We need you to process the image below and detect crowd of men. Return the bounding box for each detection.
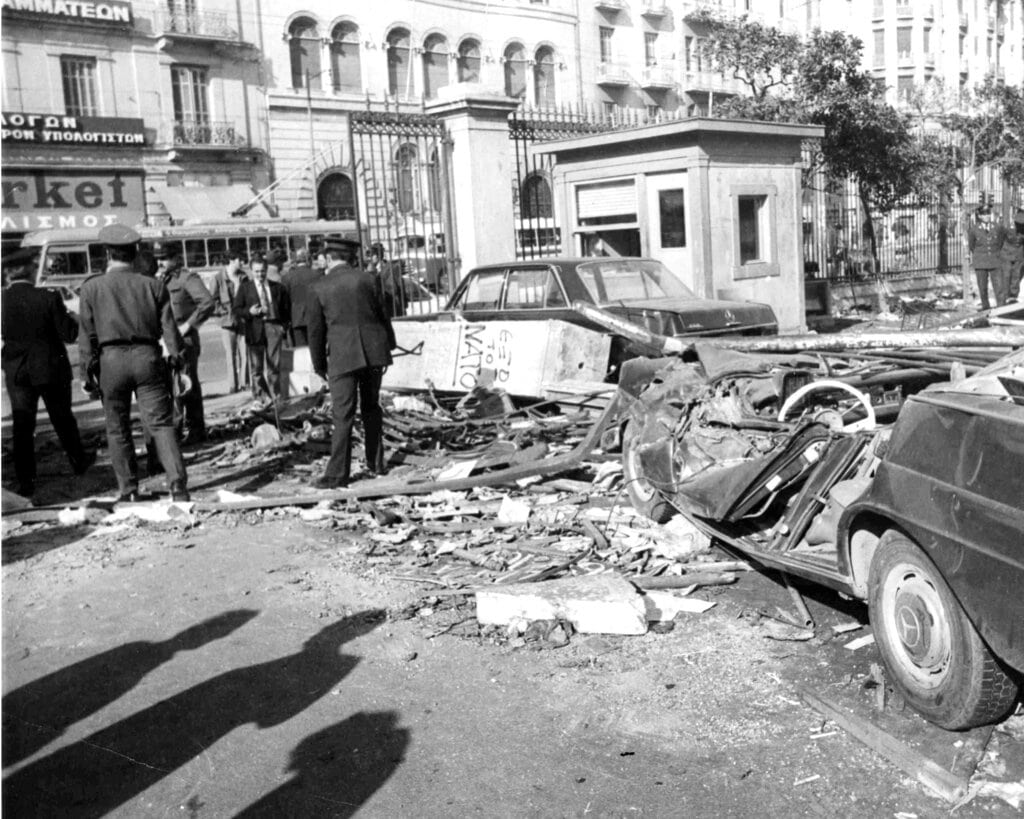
[2,230,399,503]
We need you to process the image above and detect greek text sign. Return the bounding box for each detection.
[1,0,132,24]
[1,170,145,232]
[2,113,146,146]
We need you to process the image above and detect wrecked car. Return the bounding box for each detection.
[618,343,1024,730]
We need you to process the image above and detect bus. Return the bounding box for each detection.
[14,218,362,291]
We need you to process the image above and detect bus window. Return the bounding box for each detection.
[227,237,248,261]
[269,236,287,261]
[88,243,107,274]
[207,237,227,267]
[184,239,206,268]
[44,248,90,279]
[248,236,268,258]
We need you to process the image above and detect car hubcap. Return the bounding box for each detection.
[884,565,951,687]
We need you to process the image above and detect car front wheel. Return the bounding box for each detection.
[868,530,1019,730]
[621,421,675,524]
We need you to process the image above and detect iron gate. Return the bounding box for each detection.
[349,110,455,309]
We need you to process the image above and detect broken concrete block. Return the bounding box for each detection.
[641,590,715,621]
[496,496,531,524]
[651,516,712,561]
[475,573,647,635]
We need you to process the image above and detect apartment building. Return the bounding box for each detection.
[1,0,270,252]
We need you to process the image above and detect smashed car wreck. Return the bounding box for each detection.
[618,336,1024,731]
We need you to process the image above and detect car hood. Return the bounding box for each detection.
[603,298,777,336]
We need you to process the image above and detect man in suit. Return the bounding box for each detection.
[281,248,321,347]
[211,250,249,392]
[233,253,290,403]
[1,257,93,499]
[154,244,214,442]
[308,238,396,489]
[77,225,188,503]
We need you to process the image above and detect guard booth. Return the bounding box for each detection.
[537,119,824,334]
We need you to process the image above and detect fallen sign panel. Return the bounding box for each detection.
[384,318,612,397]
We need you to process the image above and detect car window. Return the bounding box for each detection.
[44,248,89,279]
[505,267,564,310]
[452,270,504,310]
[576,259,695,304]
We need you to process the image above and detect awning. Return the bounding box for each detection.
[150,184,274,224]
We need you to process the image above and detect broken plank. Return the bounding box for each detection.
[797,686,967,803]
[631,572,737,590]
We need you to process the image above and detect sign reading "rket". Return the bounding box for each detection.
[1,170,145,232]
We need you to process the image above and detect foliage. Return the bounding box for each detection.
[949,75,1024,187]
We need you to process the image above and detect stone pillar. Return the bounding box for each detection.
[426,87,520,277]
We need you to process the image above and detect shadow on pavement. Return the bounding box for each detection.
[235,710,410,818]
[2,609,259,767]
[1,524,96,566]
[3,610,385,818]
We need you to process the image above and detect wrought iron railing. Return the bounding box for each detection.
[170,120,246,148]
[154,10,238,39]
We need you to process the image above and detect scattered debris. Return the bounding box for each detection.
[844,634,876,651]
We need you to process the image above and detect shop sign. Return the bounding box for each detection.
[1,0,132,25]
[1,170,145,232]
[2,113,146,146]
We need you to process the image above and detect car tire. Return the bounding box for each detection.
[621,421,675,524]
[868,530,1019,730]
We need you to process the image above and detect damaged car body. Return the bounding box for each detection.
[618,343,1024,730]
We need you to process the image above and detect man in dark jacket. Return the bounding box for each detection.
[78,225,188,502]
[281,249,321,347]
[154,244,214,442]
[967,205,1009,310]
[233,253,290,403]
[308,239,396,488]
[1,261,92,498]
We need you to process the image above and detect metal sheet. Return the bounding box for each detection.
[383,319,611,397]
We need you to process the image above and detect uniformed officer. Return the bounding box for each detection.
[154,244,215,442]
[78,225,189,502]
[967,205,1009,310]
[308,238,396,488]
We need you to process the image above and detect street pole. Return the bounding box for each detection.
[306,68,316,216]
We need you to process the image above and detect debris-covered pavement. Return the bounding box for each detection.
[3,323,1024,816]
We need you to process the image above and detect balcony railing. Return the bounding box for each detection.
[596,61,631,86]
[922,3,934,19]
[682,71,742,95]
[872,0,884,19]
[640,0,670,16]
[959,12,969,28]
[872,53,886,68]
[154,10,238,40]
[897,51,914,68]
[923,52,936,68]
[895,3,913,17]
[594,0,626,10]
[959,56,970,73]
[640,64,676,88]
[170,119,246,148]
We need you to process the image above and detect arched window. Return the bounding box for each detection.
[330,22,361,93]
[521,173,552,219]
[289,17,321,90]
[395,143,419,213]
[386,28,412,100]
[503,43,527,99]
[317,172,355,220]
[457,39,481,83]
[534,46,556,107]
[422,34,450,99]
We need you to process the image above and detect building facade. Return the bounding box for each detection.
[1,0,270,254]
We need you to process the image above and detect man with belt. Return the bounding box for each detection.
[281,248,321,347]
[233,253,290,404]
[154,244,214,442]
[967,205,1009,310]
[77,224,189,503]
[308,238,396,488]
[2,253,94,499]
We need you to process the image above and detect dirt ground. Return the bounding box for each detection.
[3,392,1023,818]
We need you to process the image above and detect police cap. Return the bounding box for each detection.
[99,224,141,246]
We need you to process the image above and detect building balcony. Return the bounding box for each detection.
[682,0,725,18]
[640,64,676,89]
[897,51,914,68]
[923,52,936,69]
[168,119,247,149]
[872,54,886,69]
[959,13,969,29]
[594,0,626,11]
[640,0,670,17]
[596,61,632,86]
[153,9,240,41]
[895,3,913,18]
[872,1,884,20]
[960,56,970,74]
[922,3,934,20]
[682,71,742,95]
[987,14,996,30]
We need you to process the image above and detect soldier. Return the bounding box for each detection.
[280,248,321,347]
[308,238,396,488]
[77,224,189,503]
[967,205,1009,310]
[154,244,215,442]
[2,254,94,499]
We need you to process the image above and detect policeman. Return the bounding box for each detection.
[78,225,189,502]
[154,244,215,442]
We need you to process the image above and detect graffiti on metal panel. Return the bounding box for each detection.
[454,324,513,390]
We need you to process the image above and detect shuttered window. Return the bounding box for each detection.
[576,180,636,225]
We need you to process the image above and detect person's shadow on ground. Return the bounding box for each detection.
[2,608,259,767]
[235,710,410,818]
[2,610,385,818]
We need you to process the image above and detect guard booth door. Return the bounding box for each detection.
[645,172,692,290]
